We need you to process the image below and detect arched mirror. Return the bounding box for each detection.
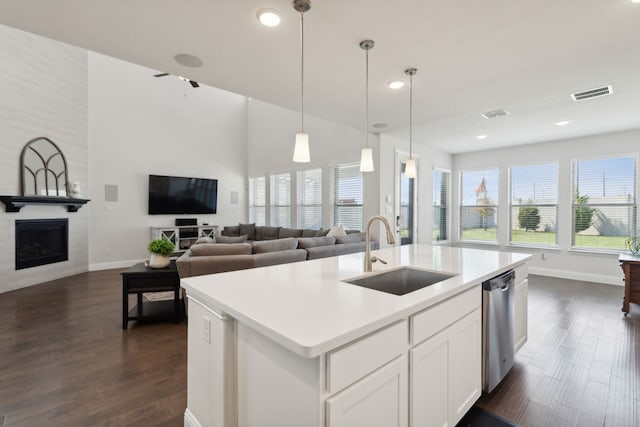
[20,137,69,196]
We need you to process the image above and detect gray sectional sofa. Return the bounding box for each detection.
[176,224,378,279]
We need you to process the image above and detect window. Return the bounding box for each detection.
[509,163,558,246]
[460,169,499,242]
[433,169,450,243]
[249,177,266,226]
[297,168,322,229]
[330,162,363,231]
[571,156,636,250]
[269,173,291,227]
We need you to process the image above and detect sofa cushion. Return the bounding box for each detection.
[346,229,363,235]
[297,236,336,249]
[239,223,256,240]
[190,242,252,256]
[194,236,215,244]
[255,226,281,241]
[336,232,366,244]
[279,228,303,238]
[327,224,347,237]
[222,225,240,237]
[253,249,308,268]
[252,237,298,254]
[216,234,249,244]
[302,229,320,237]
[316,228,330,236]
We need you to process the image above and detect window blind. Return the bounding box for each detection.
[571,156,636,250]
[460,168,499,242]
[297,168,322,229]
[270,173,291,227]
[249,177,266,226]
[330,162,363,231]
[432,169,450,242]
[509,163,558,246]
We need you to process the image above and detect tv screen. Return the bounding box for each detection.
[148,174,218,215]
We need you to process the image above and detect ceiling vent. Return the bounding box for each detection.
[481,109,509,119]
[570,85,613,101]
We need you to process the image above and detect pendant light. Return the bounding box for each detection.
[359,40,375,172]
[404,67,417,178]
[292,0,311,163]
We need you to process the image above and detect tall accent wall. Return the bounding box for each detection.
[88,52,248,270]
[0,25,89,293]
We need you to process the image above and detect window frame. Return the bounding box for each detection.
[432,167,450,244]
[269,172,292,228]
[330,162,364,231]
[459,167,500,243]
[249,176,267,226]
[296,168,323,229]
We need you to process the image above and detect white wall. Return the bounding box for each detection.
[88,52,248,270]
[0,25,89,292]
[453,129,640,285]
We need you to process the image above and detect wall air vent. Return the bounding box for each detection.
[481,109,509,119]
[570,85,613,101]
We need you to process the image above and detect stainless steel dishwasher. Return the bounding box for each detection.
[482,269,515,393]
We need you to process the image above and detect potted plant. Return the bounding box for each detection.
[147,238,175,268]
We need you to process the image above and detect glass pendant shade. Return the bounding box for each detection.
[293,132,310,163]
[405,158,417,178]
[359,148,374,172]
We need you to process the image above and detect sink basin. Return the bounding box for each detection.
[343,267,457,296]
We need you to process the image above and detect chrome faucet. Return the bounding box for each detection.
[364,215,396,272]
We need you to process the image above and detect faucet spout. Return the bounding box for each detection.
[364,215,396,272]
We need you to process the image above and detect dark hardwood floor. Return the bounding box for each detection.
[0,269,637,426]
[478,275,640,427]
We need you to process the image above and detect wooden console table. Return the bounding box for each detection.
[619,254,640,316]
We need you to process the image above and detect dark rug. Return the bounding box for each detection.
[456,406,519,427]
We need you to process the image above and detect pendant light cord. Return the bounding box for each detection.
[409,72,413,160]
[300,11,305,132]
[365,47,369,149]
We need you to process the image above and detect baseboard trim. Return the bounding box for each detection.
[184,409,203,427]
[529,266,622,286]
[89,259,144,271]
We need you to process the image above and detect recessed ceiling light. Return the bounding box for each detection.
[372,123,388,129]
[476,135,488,140]
[555,120,571,126]
[257,9,281,27]
[388,81,405,89]
[174,53,203,68]
[630,0,640,4]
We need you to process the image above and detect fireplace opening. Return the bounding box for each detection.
[15,219,69,270]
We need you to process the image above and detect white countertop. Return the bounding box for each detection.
[181,244,530,358]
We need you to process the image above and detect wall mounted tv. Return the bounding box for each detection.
[148,174,218,215]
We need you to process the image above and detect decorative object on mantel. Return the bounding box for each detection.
[147,238,175,269]
[404,68,418,179]
[0,137,90,212]
[292,0,312,163]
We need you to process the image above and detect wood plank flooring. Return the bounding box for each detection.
[478,275,640,427]
[0,269,637,426]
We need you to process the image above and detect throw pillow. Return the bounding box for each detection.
[194,236,215,244]
[216,234,249,244]
[326,224,347,237]
[239,223,256,240]
[252,237,298,254]
[316,229,330,236]
[297,236,336,249]
[190,243,251,256]
[222,225,240,237]
[302,229,320,237]
[336,233,366,244]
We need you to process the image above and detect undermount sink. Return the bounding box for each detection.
[343,267,458,296]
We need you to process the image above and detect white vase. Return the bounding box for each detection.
[149,253,171,269]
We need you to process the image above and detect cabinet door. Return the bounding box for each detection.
[410,329,450,427]
[327,356,407,427]
[449,309,481,424]
[514,279,528,352]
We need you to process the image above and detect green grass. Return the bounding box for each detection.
[461,228,628,249]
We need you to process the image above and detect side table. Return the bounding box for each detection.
[121,260,183,329]
[619,253,640,316]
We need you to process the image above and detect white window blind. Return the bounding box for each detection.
[509,163,558,246]
[249,177,266,226]
[432,169,450,243]
[269,173,291,227]
[297,168,322,229]
[460,168,499,242]
[330,162,363,231]
[572,156,636,250]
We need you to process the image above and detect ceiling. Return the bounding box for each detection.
[1,0,639,154]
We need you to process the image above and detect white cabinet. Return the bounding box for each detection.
[150,225,218,252]
[410,309,481,427]
[513,262,528,353]
[327,356,408,427]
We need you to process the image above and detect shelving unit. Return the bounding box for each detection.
[150,225,219,252]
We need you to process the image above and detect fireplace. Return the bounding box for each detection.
[15,219,69,270]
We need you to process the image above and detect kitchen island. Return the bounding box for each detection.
[181,244,530,427]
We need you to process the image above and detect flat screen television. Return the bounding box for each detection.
[148,174,218,215]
